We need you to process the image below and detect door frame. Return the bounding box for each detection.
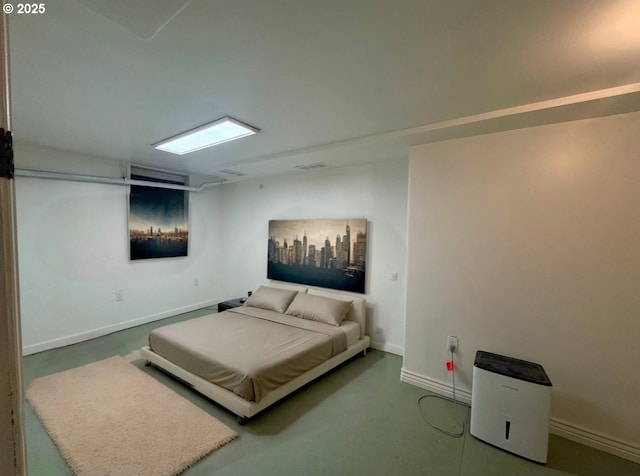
[0,9,27,476]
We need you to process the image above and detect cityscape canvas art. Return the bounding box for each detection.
[268,219,367,293]
[129,177,189,260]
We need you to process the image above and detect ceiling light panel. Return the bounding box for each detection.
[154,117,259,155]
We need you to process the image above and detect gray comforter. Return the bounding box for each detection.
[149,306,348,402]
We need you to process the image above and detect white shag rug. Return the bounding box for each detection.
[27,355,237,476]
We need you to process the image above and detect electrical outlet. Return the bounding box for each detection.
[447,335,458,353]
[194,278,200,286]
[115,290,124,302]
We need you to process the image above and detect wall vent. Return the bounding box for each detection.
[294,162,327,170]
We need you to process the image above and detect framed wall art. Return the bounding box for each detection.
[128,167,189,260]
[267,219,367,293]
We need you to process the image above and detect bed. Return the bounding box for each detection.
[140,283,370,424]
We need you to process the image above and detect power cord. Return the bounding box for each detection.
[417,349,468,438]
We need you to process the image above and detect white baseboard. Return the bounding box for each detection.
[550,418,640,464]
[23,303,406,357]
[22,299,221,356]
[401,368,639,464]
[400,368,471,404]
[370,340,404,356]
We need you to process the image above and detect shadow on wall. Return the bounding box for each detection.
[366,302,382,347]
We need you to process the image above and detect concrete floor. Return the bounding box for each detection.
[23,307,640,476]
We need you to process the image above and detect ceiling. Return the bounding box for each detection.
[8,0,640,183]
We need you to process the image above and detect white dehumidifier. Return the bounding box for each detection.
[470,350,552,463]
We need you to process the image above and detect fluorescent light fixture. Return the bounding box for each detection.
[154,116,259,155]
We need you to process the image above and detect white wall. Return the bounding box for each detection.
[15,145,408,356]
[403,112,640,459]
[218,160,408,355]
[15,144,226,354]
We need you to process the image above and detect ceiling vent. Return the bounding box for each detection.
[294,162,327,171]
[218,169,247,177]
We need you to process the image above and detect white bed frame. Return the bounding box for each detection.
[140,285,370,425]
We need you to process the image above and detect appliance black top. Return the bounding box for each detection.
[474,350,552,386]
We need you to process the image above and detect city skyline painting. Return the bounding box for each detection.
[129,180,189,260]
[268,219,367,293]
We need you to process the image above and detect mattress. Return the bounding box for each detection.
[340,320,360,347]
[149,306,350,402]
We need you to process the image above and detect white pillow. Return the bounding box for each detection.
[285,293,352,327]
[244,285,298,313]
